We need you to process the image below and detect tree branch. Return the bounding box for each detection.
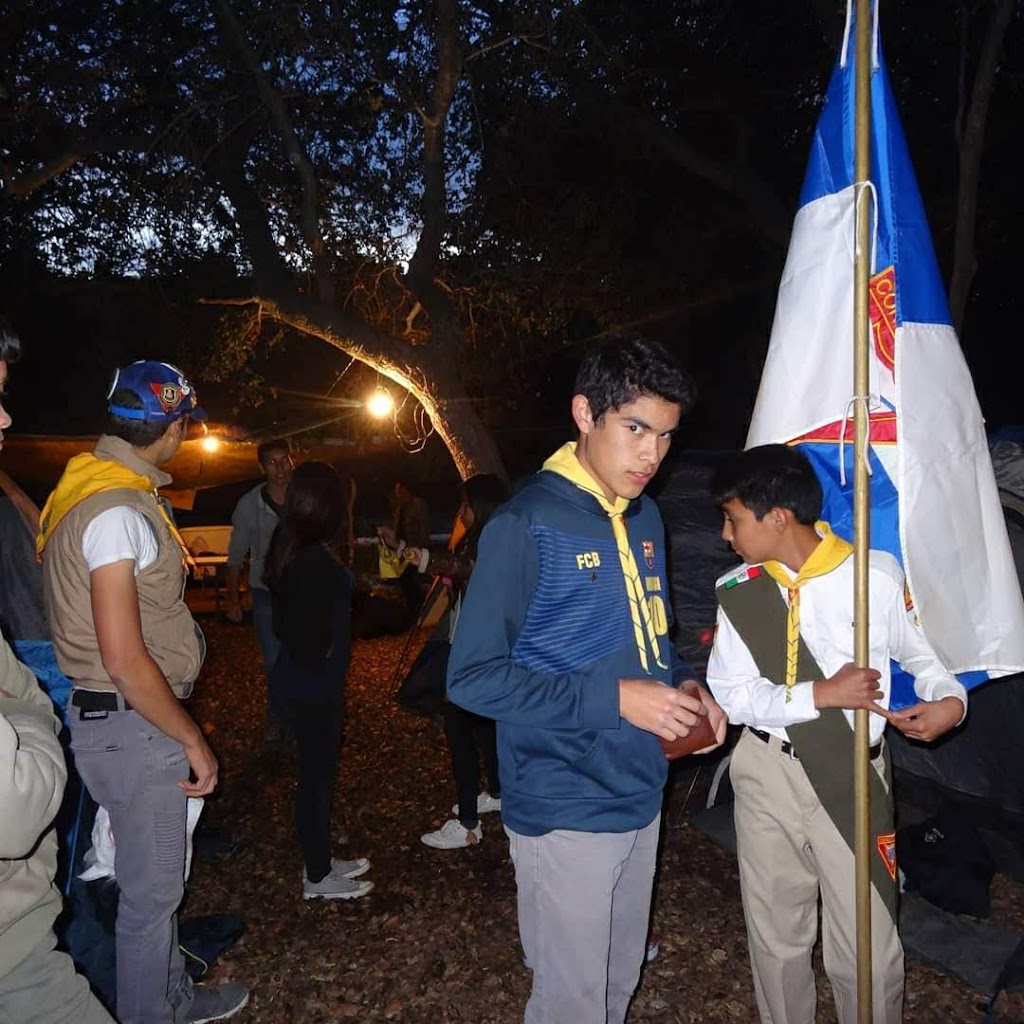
[405,0,464,340]
[212,0,333,302]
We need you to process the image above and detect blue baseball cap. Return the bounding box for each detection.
[107,360,207,423]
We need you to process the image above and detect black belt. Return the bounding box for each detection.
[71,690,132,715]
[748,726,881,761]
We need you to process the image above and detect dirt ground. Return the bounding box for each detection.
[182,604,1024,1024]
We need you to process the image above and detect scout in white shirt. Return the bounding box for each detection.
[705,444,966,1024]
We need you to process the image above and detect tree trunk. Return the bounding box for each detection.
[949,0,1016,334]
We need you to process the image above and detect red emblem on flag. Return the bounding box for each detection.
[870,265,897,380]
[642,540,655,568]
[876,831,897,881]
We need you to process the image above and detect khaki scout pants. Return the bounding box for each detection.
[731,727,903,1024]
[0,933,115,1024]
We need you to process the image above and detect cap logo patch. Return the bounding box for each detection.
[150,380,190,413]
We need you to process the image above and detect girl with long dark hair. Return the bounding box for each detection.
[402,473,509,849]
[264,461,374,899]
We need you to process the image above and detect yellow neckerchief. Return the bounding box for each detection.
[760,521,853,701]
[36,453,194,567]
[543,442,666,674]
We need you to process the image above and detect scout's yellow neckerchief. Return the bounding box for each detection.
[36,453,194,566]
[760,521,853,701]
[543,442,666,674]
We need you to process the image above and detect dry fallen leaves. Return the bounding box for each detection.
[183,607,1023,1023]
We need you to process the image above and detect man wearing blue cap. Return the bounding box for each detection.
[38,362,249,1024]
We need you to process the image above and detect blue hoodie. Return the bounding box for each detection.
[447,467,688,836]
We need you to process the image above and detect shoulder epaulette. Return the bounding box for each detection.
[720,565,763,590]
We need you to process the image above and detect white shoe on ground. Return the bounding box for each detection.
[421,818,483,849]
[303,858,374,900]
[451,792,502,816]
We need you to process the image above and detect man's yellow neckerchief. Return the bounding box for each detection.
[543,442,666,674]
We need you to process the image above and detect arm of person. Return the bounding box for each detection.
[224,496,252,622]
[707,602,828,727]
[0,703,67,858]
[90,560,218,797]
[447,513,705,739]
[403,545,474,582]
[0,639,67,858]
[875,574,968,742]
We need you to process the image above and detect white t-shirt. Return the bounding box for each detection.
[81,507,159,575]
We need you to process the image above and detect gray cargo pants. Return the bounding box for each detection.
[507,814,661,1024]
[68,701,193,1024]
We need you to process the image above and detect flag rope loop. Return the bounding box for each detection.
[840,0,880,71]
[838,395,876,487]
[853,180,879,274]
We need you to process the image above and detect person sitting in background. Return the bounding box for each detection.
[404,473,509,849]
[225,438,294,742]
[265,462,375,901]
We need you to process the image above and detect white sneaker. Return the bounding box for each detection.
[451,792,502,816]
[303,858,374,900]
[421,818,483,849]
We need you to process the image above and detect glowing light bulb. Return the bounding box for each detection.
[200,436,221,454]
[366,389,394,419]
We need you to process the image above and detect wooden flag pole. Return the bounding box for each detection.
[853,0,875,1021]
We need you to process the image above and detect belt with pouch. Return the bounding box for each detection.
[747,726,881,761]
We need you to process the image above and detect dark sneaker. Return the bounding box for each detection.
[185,980,250,1023]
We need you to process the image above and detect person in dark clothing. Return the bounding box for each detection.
[403,474,509,849]
[377,480,432,625]
[264,462,375,901]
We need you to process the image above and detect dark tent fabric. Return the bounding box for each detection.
[887,676,1024,816]
[653,454,738,674]
[0,496,48,640]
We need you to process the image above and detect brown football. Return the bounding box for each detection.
[659,680,718,760]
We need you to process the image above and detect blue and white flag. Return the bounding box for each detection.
[746,3,1024,707]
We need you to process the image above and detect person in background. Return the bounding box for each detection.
[404,473,509,850]
[225,438,294,741]
[265,462,375,901]
[377,479,431,625]
[0,318,115,1024]
[38,359,249,1024]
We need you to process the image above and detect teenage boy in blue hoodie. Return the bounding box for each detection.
[448,334,727,1024]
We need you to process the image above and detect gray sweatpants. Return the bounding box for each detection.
[68,704,193,1024]
[506,814,660,1024]
[0,933,115,1024]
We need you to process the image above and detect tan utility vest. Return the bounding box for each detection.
[41,441,202,695]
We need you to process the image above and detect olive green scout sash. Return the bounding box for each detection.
[718,568,897,921]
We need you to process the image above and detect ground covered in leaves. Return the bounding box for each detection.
[183,605,1024,1023]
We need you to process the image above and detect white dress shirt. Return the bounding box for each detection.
[707,550,967,745]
